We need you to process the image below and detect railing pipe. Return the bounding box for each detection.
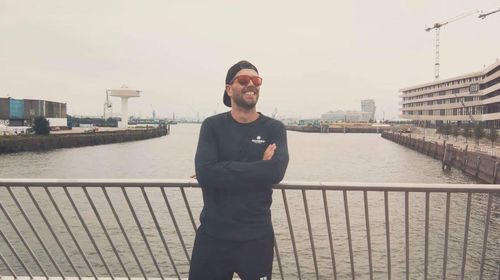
[460,193,472,280]
[479,193,493,280]
[302,189,319,280]
[2,179,500,193]
[385,191,391,280]
[29,187,77,276]
[180,187,198,233]
[0,247,16,277]
[64,186,114,278]
[424,192,430,280]
[363,191,373,280]
[442,192,451,280]
[141,187,181,279]
[83,187,130,278]
[405,191,409,280]
[282,189,302,280]
[0,203,48,277]
[343,190,355,280]
[121,186,163,278]
[160,187,191,263]
[45,186,98,278]
[322,190,337,280]
[0,216,33,277]
[5,188,50,277]
[101,187,147,278]
[274,236,285,280]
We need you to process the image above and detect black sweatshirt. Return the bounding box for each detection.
[195,112,289,241]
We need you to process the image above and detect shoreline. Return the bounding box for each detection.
[0,126,169,154]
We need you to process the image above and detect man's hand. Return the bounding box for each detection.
[263,144,276,160]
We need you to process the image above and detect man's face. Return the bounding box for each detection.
[226,69,260,110]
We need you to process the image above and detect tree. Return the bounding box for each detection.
[487,127,498,148]
[33,117,50,135]
[462,124,472,143]
[473,123,485,145]
[443,123,452,140]
[451,125,460,141]
[436,125,444,137]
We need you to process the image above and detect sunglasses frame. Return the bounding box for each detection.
[229,75,263,87]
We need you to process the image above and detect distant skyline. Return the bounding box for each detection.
[1,1,499,120]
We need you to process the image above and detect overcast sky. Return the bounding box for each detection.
[1,1,499,120]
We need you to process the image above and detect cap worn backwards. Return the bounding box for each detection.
[223,60,259,107]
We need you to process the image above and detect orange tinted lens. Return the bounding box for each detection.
[236,76,251,86]
[251,77,262,86]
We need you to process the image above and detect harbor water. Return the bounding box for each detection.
[0,124,498,279]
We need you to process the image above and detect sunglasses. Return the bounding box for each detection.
[229,75,263,87]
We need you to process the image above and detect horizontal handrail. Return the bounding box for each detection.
[1,178,500,192]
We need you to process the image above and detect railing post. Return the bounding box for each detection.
[476,156,482,178]
[442,141,448,170]
[494,162,499,184]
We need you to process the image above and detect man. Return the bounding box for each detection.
[190,60,289,280]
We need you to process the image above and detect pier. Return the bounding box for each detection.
[286,125,391,134]
[0,126,169,154]
[382,131,500,184]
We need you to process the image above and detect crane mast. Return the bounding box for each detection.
[425,10,479,80]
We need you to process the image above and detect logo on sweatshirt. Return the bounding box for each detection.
[251,136,266,144]
[259,277,267,280]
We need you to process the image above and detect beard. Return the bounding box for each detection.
[232,86,259,109]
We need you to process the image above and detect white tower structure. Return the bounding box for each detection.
[107,86,141,128]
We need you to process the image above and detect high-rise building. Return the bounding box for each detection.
[361,99,376,121]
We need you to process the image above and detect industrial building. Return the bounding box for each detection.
[0,98,67,127]
[399,60,500,127]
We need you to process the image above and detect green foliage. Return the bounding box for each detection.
[462,124,472,143]
[451,125,460,140]
[436,125,444,135]
[33,117,50,135]
[487,127,498,148]
[443,123,452,137]
[473,123,485,143]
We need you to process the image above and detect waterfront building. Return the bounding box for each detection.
[0,97,67,127]
[321,100,377,123]
[321,110,363,122]
[361,99,376,121]
[399,60,500,127]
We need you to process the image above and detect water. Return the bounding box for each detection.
[0,124,479,183]
[0,124,498,279]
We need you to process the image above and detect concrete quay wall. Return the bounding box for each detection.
[381,132,500,184]
[287,125,391,133]
[0,127,168,154]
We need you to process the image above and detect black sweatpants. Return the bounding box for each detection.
[189,229,274,280]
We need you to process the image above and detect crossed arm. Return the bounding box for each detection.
[194,120,289,191]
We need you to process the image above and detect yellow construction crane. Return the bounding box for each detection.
[425,10,479,80]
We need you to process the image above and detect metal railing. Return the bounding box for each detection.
[0,179,499,280]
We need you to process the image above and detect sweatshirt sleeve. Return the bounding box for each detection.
[220,121,289,185]
[195,119,256,191]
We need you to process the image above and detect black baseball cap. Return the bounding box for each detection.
[223,60,259,107]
